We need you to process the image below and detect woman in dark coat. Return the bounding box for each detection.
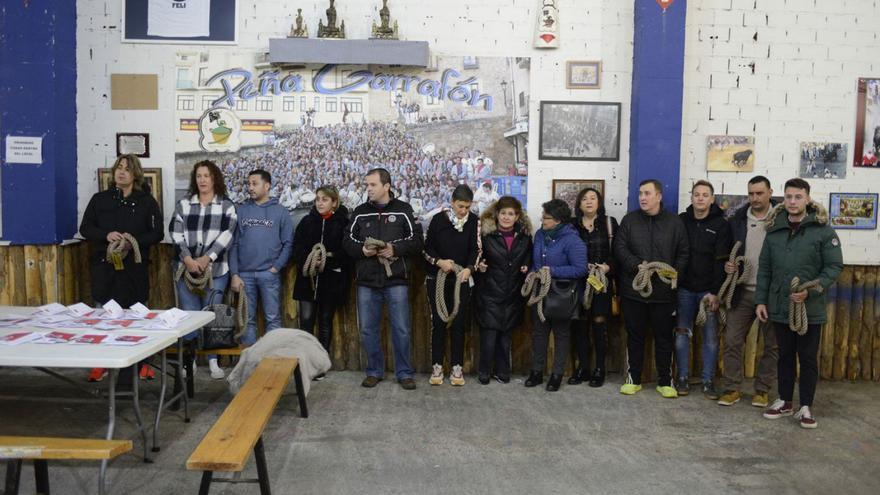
[474,196,532,384]
[292,186,350,353]
[569,187,619,387]
[80,154,163,382]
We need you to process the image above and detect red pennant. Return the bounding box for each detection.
[540,33,556,44]
[656,0,674,9]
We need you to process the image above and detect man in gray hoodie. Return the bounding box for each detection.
[230,170,294,346]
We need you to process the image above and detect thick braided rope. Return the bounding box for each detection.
[582,265,608,311]
[435,263,464,323]
[174,262,214,292]
[632,261,677,298]
[232,289,248,340]
[304,242,328,289]
[521,266,552,322]
[365,237,397,277]
[789,277,823,335]
[107,233,142,264]
[708,240,753,327]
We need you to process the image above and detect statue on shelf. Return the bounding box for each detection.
[371,0,399,40]
[318,0,346,39]
[288,8,308,38]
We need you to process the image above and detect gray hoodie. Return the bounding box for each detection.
[229,198,294,274]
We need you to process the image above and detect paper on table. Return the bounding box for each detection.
[33,331,76,344]
[128,303,150,318]
[67,303,95,317]
[0,317,32,328]
[105,335,154,346]
[0,331,44,346]
[145,308,189,330]
[70,334,109,345]
[35,303,67,316]
[94,320,143,331]
[102,299,124,319]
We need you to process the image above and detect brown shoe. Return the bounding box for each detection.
[399,378,416,390]
[361,376,382,388]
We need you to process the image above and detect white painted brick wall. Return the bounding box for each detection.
[76,0,634,238]
[681,0,880,264]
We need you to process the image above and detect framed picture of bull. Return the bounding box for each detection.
[98,167,164,216]
[854,78,880,168]
[706,135,755,172]
[551,179,605,214]
[539,101,621,161]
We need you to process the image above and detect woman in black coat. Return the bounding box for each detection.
[569,187,619,387]
[291,186,350,353]
[474,196,532,384]
[79,154,163,382]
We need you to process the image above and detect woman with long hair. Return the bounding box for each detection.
[569,187,619,387]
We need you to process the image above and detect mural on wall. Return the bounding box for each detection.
[799,142,847,179]
[174,53,530,227]
[854,78,880,168]
[706,135,755,172]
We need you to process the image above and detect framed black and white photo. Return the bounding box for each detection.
[99,167,164,216]
[116,132,150,157]
[552,179,605,213]
[566,61,601,89]
[539,101,621,161]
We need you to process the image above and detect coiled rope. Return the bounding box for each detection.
[789,277,822,335]
[632,261,677,298]
[107,233,142,265]
[303,243,329,289]
[435,263,464,323]
[582,265,608,311]
[696,241,752,327]
[174,262,214,293]
[521,266,552,322]
[365,237,397,277]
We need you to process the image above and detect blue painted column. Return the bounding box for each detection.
[0,1,78,243]
[628,0,687,213]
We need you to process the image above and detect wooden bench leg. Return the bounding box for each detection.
[198,471,212,495]
[293,364,309,418]
[253,437,271,495]
[5,459,22,495]
[33,460,49,495]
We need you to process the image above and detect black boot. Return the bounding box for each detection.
[546,373,563,391]
[524,370,543,387]
[568,368,588,385]
[588,368,605,387]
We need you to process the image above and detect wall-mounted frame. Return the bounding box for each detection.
[116,133,150,158]
[539,101,621,161]
[566,61,601,89]
[829,192,878,230]
[122,0,238,45]
[98,167,164,217]
[551,179,605,214]
[854,78,880,168]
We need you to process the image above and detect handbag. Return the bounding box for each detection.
[543,278,580,320]
[200,291,243,350]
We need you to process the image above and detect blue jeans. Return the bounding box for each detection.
[239,270,282,346]
[675,288,719,383]
[357,284,413,380]
[176,271,229,351]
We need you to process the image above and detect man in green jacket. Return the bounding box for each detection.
[755,178,843,429]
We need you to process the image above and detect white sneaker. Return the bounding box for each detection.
[794,405,818,429]
[429,364,444,385]
[208,358,225,380]
[450,365,465,386]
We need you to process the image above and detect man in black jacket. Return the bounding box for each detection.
[342,168,424,390]
[717,175,778,408]
[614,179,689,398]
[674,180,732,399]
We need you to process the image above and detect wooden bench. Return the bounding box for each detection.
[1,436,132,495]
[186,357,308,495]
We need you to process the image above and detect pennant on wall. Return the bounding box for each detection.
[147,0,211,38]
[656,0,674,11]
[533,0,560,49]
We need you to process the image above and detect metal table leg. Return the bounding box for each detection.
[5,459,22,495]
[152,349,167,452]
[130,364,151,463]
[293,364,309,418]
[99,369,117,495]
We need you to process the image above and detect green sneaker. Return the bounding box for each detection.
[656,385,679,399]
[620,383,642,395]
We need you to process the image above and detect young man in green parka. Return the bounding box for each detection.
[755,178,843,429]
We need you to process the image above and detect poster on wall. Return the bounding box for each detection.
[829,192,878,230]
[854,78,880,167]
[706,135,755,172]
[123,0,238,44]
[174,54,531,229]
[799,142,846,179]
[538,101,621,161]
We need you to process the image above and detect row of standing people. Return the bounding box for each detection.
[80,157,843,429]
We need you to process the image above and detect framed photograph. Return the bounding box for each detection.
[854,78,880,167]
[799,142,846,179]
[98,167,164,216]
[462,56,479,69]
[122,0,238,45]
[539,101,621,161]
[566,61,601,89]
[706,135,755,172]
[552,179,605,214]
[116,133,150,157]
[829,192,878,230]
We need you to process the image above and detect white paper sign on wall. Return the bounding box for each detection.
[5,136,43,165]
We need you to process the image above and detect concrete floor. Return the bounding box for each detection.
[2,367,879,495]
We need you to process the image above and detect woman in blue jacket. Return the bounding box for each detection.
[525,199,588,391]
